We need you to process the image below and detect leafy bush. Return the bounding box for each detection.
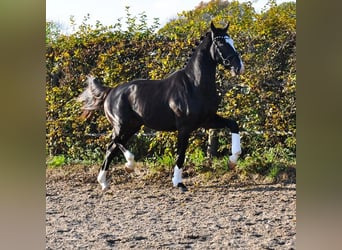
[47,155,66,168]
[238,144,295,177]
[46,1,296,173]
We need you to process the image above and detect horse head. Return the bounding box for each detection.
[210,21,245,76]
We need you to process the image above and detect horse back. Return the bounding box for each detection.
[105,70,218,131]
[127,74,191,131]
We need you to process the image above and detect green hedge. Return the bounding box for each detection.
[46,1,296,164]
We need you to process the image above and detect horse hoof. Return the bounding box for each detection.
[124,166,134,173]
[177,183,188,193]
[228,161,237,170]
[98,180,109,191]
[100,183,109,191]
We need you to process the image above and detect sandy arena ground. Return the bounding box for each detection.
[46,164,296,249]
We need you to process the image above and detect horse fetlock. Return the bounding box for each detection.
[176,182,188,193]
[229,153,240,164]
[228,152,241,170]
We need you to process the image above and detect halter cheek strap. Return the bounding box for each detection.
[212,35,239,67]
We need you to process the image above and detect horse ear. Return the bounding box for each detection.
[210,21,217,32]
[223,22,230,32]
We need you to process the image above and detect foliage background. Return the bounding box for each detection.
[46,0,296,171]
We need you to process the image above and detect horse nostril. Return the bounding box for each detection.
[230,67,236,76]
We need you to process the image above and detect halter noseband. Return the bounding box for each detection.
[212,35,239,67]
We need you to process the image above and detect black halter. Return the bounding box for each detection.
[212,35,239,67]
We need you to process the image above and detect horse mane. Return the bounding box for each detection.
[183,32,211,68]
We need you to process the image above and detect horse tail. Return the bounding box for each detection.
[77,75,111,119]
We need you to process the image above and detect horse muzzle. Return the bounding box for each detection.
[229,64,244,76]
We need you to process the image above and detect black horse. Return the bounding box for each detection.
[78,21,244,192]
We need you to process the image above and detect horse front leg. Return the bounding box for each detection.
[202,114,242,168]
[172,130,190,192]
[228,132,241,168]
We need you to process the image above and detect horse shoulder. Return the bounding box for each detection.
[168,75,194,118]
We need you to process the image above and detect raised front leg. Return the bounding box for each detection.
[172,130,190,192]
[228,133,241,168]
[202,114,242,167]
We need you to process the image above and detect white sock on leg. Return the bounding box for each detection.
[172,165,182,187]
[97,170,108,190]
[123,150,135,171]
[229,133,241,164]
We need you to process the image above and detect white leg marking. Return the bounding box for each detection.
[117,143,136,172]
[172,165,182,187]
[123,149,135,172]
[229,133,241,164]
[97,170,109,190]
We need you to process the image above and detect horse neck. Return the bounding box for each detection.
[184,36,217,92]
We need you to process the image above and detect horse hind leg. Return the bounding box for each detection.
[97,141,134,190]
[97,169,109,191]
[97,140,118,190]
[97,124,141,190]
[116,123,143,173]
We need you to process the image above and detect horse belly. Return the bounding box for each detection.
[139,108,177,131]
[128,82,178,131]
